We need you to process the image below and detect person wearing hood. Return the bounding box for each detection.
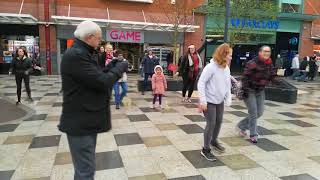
[175,44,203,103]
[151,65,167,109]
[9,47,34,105]
[237,46,277,144]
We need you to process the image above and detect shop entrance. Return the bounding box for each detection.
[113,42,143,71]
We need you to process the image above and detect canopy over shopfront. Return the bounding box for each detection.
[0,13,38,25]
[51,15,199,32]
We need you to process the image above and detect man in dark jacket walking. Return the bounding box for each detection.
[59,20,128,180]
[140,49,159,95]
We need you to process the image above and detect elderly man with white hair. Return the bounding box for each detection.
[58,20,128,180]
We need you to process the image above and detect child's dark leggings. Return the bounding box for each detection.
[153,94,162,105]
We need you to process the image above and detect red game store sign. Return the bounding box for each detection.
[106,30,144,43]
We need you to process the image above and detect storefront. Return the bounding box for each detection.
[0,24,39,74]
[53,15,190,74]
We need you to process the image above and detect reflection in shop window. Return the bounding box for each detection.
[281,3,300,13]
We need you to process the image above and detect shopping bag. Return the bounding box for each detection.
[277,69,286,76]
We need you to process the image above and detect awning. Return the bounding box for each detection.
[0,13,38,25]
[51,16,200,32]
[311,35,320,40]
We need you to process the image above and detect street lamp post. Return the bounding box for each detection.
[224,0,231,42]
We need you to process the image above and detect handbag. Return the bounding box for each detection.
[231,80,244,100]
[277,69,286,76]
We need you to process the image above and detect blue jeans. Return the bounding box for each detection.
[113,82,128,105]
[298,71,307,81]
[67,134,97,180]
[292,69,300,80]
[238,90,265,137]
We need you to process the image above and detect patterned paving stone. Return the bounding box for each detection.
[218,154,260,170]
[302,104,319,108]
[280,174,318,180]
[3,135,34,145]
[308,156,320,164]
[0,124,19,132]
[253,138,289,152]
[44,93,60,96]
[227,111,248,117]
[52,102,62,107]
[142,136,172,147]
[168,175,206,180]
[128,114,150,122]
[286,120,317,127]
[181,150,225,168]
[114,133,144,146]
[29,135,61,149]
[178,124,204,134]
[257,126,277,136]
[96,151,124,170]
[265,102,280,107]
[129,173,167,180]
[279,112,305,118]
[2,75,320,180]
[220,137,252,147]
[0,170,14,180]
[54,152,72,165]
[272,129,301,136]
[230,105,247,110]
[184,115,205,122]
[140,107,160,113]
[155,123,179,131]
[25,114,48,121]
[265,119,290,125]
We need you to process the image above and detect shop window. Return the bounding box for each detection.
[281,3,300,13]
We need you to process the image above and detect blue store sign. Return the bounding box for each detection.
[231,18,280,30]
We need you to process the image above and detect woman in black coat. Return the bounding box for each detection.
[9,47,33,105]
[175,44,203,103]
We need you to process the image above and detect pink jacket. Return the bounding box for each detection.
[152,65,167,95]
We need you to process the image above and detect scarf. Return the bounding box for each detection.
[187,53,203,68]
[258,55,272,65]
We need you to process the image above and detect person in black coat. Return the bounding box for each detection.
[140,49,159,95]
[308,56,317,81]
[175,44,203,103]
[9,47,33,105]
[59,20,128,180]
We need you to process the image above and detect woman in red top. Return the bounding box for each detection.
[176,45,203,103]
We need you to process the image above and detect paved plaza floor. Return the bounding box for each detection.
[0,74,320,180]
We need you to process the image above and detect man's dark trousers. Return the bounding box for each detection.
[67,134,97,180]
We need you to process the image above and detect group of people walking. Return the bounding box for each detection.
[6,20,281,179]
[276,53,320,82]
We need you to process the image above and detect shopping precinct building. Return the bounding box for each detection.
[0,0,205,74]
[203,0,320,72]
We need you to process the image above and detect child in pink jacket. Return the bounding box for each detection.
[152,65,167,108]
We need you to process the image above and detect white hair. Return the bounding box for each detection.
[74,20,101,40]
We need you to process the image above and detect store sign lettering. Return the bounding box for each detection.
[107,30,144,43]
[231,18,280,30]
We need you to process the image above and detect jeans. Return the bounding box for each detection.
[203,102,224,149]
[113,82,128,105]
[15,73,31,102]
[143,73,153,92]
[292,68,300,80]
[238,90,265,137]
[298,71,307,81]
[67,134,97,180]
[182,77,196,98]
